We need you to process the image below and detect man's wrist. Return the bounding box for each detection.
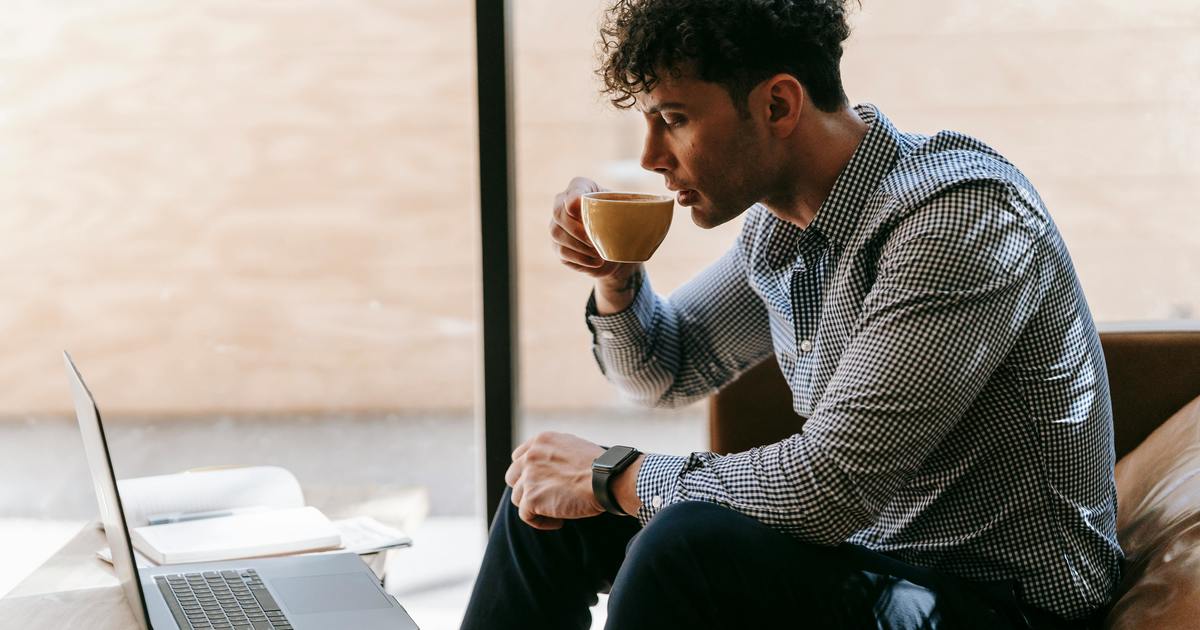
[612,453,646,517]
[594,265,644,315]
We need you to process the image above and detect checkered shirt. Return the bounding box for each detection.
[585,104,1123,619]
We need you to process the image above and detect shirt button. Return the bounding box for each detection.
[800,339,813,352]
[651,495,663,509]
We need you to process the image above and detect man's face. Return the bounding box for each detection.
[636,74,770,229]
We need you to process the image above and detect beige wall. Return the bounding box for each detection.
[0,1,479,415]
[1,1,1197,417]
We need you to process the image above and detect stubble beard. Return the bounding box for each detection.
[690,118,769,229]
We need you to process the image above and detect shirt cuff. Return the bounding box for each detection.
[585,270,657,351]
[633,453,687,525]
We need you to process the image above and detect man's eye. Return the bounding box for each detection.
[661,114,684,127]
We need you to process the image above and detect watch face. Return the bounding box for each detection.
[594,445,637,470]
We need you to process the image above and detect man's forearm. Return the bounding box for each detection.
[594,264,645,315]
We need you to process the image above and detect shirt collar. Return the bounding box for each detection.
[756,104,902,273]
[806,103,901,252]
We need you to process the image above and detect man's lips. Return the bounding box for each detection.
[666,180,699,205]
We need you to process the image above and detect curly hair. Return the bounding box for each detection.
[597,0,858,114]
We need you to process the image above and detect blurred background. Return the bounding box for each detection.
[1,1,1197,627]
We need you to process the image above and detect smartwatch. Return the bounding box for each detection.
[592,445,641,516]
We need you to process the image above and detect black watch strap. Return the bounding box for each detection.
[592,445,641,516]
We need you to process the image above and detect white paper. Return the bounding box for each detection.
[99,516,411,568]
[129,506,340,564]
[116,466,304,528]
[334,516,412,554]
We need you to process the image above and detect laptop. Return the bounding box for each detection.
[64,351,421,630]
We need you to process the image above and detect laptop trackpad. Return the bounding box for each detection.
[271,572,393,614]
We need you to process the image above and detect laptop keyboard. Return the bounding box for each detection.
[154,568,294,630]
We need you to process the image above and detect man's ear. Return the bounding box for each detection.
[763,74,805,137]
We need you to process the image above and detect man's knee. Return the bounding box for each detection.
[622,501,848,581]
[623,501,747,570]
[611,502,850,626]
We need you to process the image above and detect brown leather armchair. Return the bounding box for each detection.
[708,322,1200,628]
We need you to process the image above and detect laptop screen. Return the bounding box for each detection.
[64,352,152,630]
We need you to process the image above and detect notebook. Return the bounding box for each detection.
[103,466,413,565]
[128,505,341,564]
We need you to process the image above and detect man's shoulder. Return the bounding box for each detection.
[881,131,1023,205]
[866,130,1051,241]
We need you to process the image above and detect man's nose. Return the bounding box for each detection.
[640,133,673,174]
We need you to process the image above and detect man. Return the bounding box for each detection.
[463,0,1122,628]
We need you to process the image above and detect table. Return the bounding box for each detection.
[0,523,390,629]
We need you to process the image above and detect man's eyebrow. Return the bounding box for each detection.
[642,101,687,114]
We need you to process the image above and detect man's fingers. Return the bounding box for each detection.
[534,517,564,531]
[554,190,583,222]
[564,259,620,277]
[558,245,603,268]
[549,224,602,267]
[565,195,582,220]
[510,482,524,506]
[518,501,563,531]
[549,221,598,257]
[557,177,603,222]
[504,461,521,487]
[518,501,540,527]
[512,440,532,462]
[549,177,609,278]
[550,209,595,251]
[563,261,615,278]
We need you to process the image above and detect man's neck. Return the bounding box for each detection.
[762,105,869,229]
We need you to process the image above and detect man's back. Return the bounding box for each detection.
[834,112,1122,616]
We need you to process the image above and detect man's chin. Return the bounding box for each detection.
[682,190,745,229]
[690,205,737,230]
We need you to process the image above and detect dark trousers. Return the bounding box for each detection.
[462,488,1093,629]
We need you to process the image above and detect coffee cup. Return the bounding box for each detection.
[580,192,674,263]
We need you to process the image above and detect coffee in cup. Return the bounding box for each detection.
[580,192,674,263]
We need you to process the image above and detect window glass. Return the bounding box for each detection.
[0,2,484,623]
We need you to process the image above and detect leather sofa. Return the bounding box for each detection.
[708,322,1200,627]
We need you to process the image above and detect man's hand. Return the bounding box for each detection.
[550,176,646,314]
[550,177,639,280]
[505,432,606,530]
